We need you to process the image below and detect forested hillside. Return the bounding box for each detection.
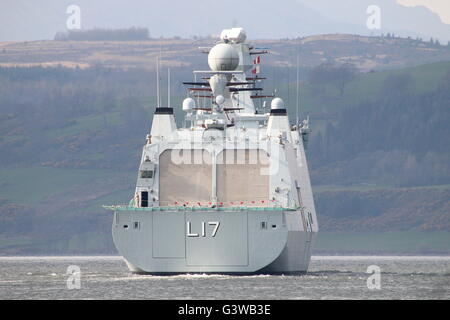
[307,65,450,188]
[0,39,449,254]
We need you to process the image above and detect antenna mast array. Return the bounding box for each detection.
[296,53,300,126]
[168,68,171,107]
[156,56,161,107]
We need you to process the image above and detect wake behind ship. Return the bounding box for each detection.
[104,28,318,274]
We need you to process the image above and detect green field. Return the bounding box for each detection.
[2,231,449,255]
[315,231,450,255]
[0,166,116,204]
[0,232,116,254]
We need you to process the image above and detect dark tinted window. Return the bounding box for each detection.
[140,170,153,179]
[141,191,148,207]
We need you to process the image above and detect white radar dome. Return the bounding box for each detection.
[182,97,196,111]
[215,95,225,106]
[220,28,247,44]
[271,97,285,110]
[208,44,239,71]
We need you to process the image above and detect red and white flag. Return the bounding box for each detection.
[252,56,261,74]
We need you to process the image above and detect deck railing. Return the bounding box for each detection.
[103,199,300,212]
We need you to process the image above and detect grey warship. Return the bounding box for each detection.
[104,28,318,274]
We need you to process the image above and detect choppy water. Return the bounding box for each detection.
[0,256,448,299]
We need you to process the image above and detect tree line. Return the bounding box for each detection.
[309,70,450,187]
[0,64,448,188]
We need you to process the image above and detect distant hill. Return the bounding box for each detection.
[54,27,150,41]
[1,34,450,72]
[0,35,449,254]
[300,0,450,43]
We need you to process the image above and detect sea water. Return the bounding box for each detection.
[0,256,448,299]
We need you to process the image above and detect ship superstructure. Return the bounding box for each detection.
[105,28,318,274]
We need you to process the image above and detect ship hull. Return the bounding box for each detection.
[112,208,316,274]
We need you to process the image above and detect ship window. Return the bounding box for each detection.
[140,170,154,179]
[261,222,267,230]
[133,222,140,230]
[123,225,129,229]
[141,191,149,207]
[271,224,277,229]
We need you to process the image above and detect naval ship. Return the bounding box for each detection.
[104,28,318,274]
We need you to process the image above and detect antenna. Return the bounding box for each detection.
[156,56,161,107]
[168,68,171,107]
[287,65,290,114]
[296,52,300,126]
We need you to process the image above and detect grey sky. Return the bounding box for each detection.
[0,0,449,42]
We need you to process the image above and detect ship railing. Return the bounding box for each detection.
[158,199,280,207]
[103,199,300,212]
